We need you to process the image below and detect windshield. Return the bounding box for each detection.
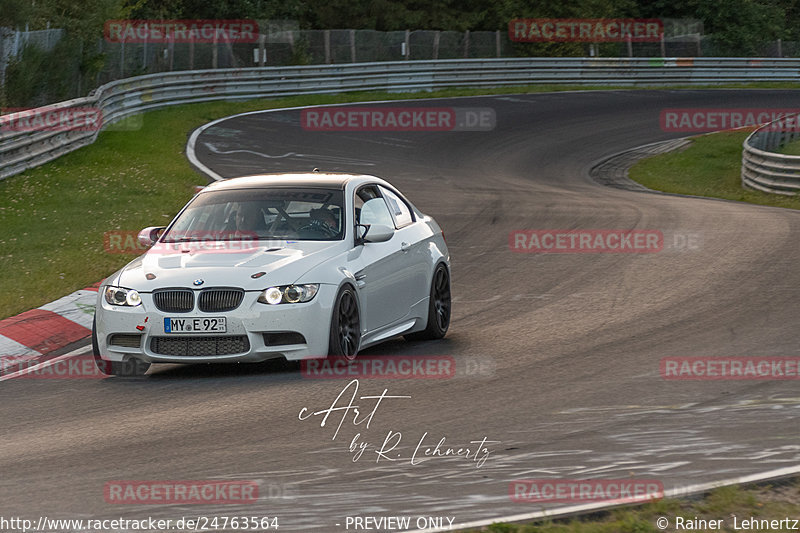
[162,188,345,242]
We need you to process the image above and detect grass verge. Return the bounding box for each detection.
[2,82,800,319]
[778,139,800,156]
[469,479,800,532]
[628,131,800,210]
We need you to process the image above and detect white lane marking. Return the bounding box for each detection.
[494,96,534,103]
[0,343,92,382]
[203,144,300,159]
[406,464,800,533]
[202,142,377,167]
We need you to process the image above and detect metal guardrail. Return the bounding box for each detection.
[3,57,800,181]
[742,114,800,195]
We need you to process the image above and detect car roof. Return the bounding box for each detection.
[202,172,382,191]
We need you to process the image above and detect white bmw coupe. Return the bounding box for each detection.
[93,172,451,376]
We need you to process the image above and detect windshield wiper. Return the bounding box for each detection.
[163,235,288,243]
[163,237,202,243]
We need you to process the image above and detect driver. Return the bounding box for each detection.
[306,208,339,237]
[231,203,266,238]
[312,208,338,230]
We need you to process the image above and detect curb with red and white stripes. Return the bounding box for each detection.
[0,282,100,367]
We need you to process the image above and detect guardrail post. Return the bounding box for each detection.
[0,28,5,87]
[77,40,83,95]
[225,40,235,67]
[495,30,501,58]
[324,30,330,64]
[168,38,174,71]
[189,39,194,69]
[212,34,218,69]
[350,29,356,62]
[258,33,265,66]
[95,38,102,86]
[404,29,410,60]
[660,33,665,57]
[433,31,440,59]
[463,30,470,58]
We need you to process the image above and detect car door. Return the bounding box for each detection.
[350,186,414,332]
[377,185,430,308]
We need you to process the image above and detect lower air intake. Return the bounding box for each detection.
[150,336,250,356]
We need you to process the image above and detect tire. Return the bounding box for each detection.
[405,263,451,341]
[328,285,361,361]
[92,316,150,377]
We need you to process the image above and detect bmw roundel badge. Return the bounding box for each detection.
[193,279,204,286]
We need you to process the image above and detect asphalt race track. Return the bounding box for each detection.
[3,89,800,531]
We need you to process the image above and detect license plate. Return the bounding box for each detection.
[164,317,227,334]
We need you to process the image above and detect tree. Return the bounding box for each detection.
[0,0,37,28]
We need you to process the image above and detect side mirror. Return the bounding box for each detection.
[362,224,394,243]
[138,226,166,247]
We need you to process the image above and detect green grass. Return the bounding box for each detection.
[3,82,800,319]
[629,130,800,210]
[469,481,800,532]
[778,139,800,156]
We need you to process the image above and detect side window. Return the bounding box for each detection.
[379,186,414,228]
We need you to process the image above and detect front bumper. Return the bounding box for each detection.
[95,285,336,364]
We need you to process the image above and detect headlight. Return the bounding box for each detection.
[258,284,319,305]
[104,286,142,307]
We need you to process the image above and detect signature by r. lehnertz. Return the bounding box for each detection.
[299,379,499,468]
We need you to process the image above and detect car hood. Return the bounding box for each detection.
[115,240,344,291]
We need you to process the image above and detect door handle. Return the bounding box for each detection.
[401,242,411,252]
